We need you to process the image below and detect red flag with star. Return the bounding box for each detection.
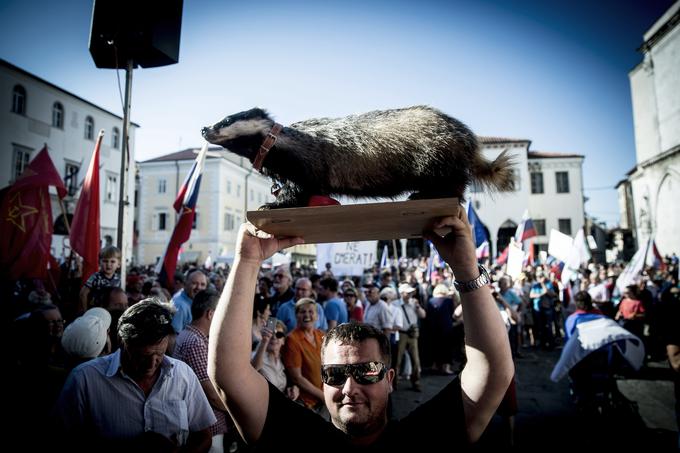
[0,146,66,280]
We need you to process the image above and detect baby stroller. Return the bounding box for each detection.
[551,317,645,416]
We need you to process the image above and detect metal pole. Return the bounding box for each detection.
[117,59,134,290]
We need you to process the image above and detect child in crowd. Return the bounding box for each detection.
[78,246,121,313]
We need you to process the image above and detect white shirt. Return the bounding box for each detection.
[55,349,216,444]
[363,300,392,331]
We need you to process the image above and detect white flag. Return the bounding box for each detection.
[616,238,650,294]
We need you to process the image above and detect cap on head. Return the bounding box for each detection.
[398,283,416,294]
[61,307,112,359]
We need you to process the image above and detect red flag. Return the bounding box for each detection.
[69,131,103,282]
[0,146,66,280]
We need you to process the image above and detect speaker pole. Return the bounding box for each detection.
[116,58,134,290]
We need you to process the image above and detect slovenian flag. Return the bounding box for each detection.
[476,241,490,260]
[515,209,538,242]
[157,143,208,288]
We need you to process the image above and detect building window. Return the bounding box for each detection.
[258,192,262,204]
[105,173,118,202]
[224,213,234,231]
[12,145,31,181]
[64,162,79,196]
[530,172,544,194]
[158,212,167,231]
[510,168,521,191]
[250,189,254,201]
[112,127,120,149]
[85,116,95,140]
[558,218,572,236]
[534,219,546,236]
[52,102,64,128]
[11,85,26,115]
[192,212,199,229]
[158,178,167,194]
[226,180,231,194]
[556,171,570,193]
[236,184,241,197]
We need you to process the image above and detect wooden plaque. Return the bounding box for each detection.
[246,198,460,244]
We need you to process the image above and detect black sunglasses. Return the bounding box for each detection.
[275,332,285,339]
[321,361,387,386]
[343,293,357,297]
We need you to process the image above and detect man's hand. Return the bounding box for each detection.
[236,223,304,264]
[423,207,478,281]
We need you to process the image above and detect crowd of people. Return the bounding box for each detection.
[4,212,679,450]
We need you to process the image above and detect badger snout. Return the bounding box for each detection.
[202,125,222,144]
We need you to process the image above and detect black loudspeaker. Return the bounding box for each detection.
[89,0,183,69]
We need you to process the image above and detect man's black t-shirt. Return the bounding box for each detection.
[254,377,467,452]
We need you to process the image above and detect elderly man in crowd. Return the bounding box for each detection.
[55,298,215,451]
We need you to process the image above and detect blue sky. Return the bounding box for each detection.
[0,0,675,227]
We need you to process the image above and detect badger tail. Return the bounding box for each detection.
[471,150,516,192]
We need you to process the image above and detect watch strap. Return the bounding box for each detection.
[453,264,490,293]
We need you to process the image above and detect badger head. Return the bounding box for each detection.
[201,108,274,159]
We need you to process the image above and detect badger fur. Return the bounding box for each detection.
[202,106,514,209]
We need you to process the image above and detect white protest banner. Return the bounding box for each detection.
[548,229,573,262]
[506,240,524,279]
[316,241,377,276]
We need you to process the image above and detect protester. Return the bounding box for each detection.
[174,290,232,453]
[78,245,121,313]
[55,298,215,450]
[395,283,426,391]
[208,210,512,450]
[61,307,111,371]
[172,269,208,333]
[281,297,326,413]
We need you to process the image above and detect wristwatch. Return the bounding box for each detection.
[453,264,490,293]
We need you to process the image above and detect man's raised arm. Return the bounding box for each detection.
[425,209,513,443]
[208,224,303,443]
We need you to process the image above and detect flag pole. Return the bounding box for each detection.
[116,59,134,290]
[48,142,73,236]
[57,198,71,235]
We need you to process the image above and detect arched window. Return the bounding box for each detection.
[112,127,120,149]
[52,102,64,128]
[85,116,94,140]
[11,85,26,115]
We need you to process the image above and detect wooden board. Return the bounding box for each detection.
[247,198,460,244]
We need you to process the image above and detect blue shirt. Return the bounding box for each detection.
[55,349,216,444]
[501,289,522,310]
[324,297,348,325]
[172,290,193,333]
[276,300,328,332]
